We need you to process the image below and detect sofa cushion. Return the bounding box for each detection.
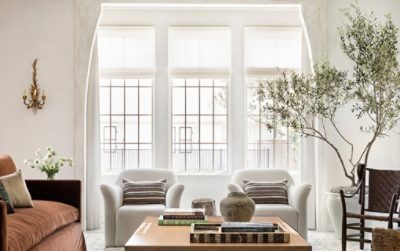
[7,200,79,251]
[0,182,14,213]
[243,179,289,204]
[0,170,34,208]
[122,179,167,205]
[116,204,165,246]
[254,204,298,231]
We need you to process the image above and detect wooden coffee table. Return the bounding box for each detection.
[125,216,312,251]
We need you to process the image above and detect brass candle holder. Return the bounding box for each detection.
[23,58,46,110]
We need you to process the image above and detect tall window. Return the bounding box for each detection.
[98,27,155,173]
[169,27,230,173]
[245,27,302,171]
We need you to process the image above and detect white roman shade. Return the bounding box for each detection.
[168,26,231,77]
[245,27,302,76]
[98,27,155,76]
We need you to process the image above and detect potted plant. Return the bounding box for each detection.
[255,4,400,238]
[24,146,74,180]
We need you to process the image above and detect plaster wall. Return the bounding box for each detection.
[0,0,75,179]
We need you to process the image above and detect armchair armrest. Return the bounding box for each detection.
[288,183,311,239]
[100,184,123,246]
[228,183,244,193]
[0,200,7,251]
[166,183,184,208]
[25,180,81,215]
[100,184,123,211]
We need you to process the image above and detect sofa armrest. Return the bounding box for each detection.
[166,183,184,208]
[0,200,7,251]
[25,180,81,216]
[288,183,311,239]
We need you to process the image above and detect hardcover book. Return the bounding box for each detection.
[221,222,277,232]
[163,208,205,216]
[158,215,208,226]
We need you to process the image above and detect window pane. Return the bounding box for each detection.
[172,88,185,115]
[199,144,213,171]
[214,88,227,114]
[214,116,227,143]
[125,116,138,143]
[186,87,199,115]
[200,88,213,114]
[200,116,213,143]
[186,116,199,143]
[111,88,124,114]
[126,88,138,115]
[214,144,227,171]
[99,87,110,114]
[139,87,152,115]
[110,116,124,143]
[139,116,152,143]
[100,115,110,143]
[125,144,139,169]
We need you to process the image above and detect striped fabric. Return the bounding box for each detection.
[122,179,167,205]
[243,179,288,204]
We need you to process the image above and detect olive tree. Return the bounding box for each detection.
[257,4,400,187]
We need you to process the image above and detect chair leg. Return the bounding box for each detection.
[360,218,364,250]
[342,215,347,251]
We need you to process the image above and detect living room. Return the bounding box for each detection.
[0,0,400,250]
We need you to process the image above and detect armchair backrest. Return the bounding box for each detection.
[115,168,178,189]
[231,169,295,189]
[0,154,17,177]
[365,167,400,213]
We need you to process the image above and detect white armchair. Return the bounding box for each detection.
[100,169,184,247]
[229,169,311,239]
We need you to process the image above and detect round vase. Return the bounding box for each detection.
[220,192,255,222]
[47,174,56,180]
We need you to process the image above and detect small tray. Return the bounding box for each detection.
[190,223,290,243]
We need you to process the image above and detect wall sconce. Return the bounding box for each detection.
[23,58,46,110]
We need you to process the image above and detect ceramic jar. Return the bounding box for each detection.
[220,192,255,222]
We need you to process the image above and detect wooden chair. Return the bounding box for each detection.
[340,164,400,251]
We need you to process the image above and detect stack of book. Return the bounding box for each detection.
[158,208,207,226]
[190,222,289,243]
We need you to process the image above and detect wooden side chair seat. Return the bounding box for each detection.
[340,164,400,251]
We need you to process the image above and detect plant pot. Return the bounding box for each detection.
[326,192,363,239]
[220,192,255,222]
[46,174,56,180]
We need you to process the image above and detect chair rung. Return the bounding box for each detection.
[346,223,361,227]
[346,238,371,243]
[346,233,361,238]
[347,226,373,232]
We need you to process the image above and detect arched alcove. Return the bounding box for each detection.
[75,0,327,229]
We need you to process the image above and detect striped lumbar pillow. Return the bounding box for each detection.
[243,179,289,204]
[122,179,167,205]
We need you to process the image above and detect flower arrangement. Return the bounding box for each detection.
[24,147,73,180]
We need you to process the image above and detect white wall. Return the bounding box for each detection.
[0,0,75,179]
[317,0,400,231]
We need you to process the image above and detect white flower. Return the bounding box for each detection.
[51,150,56,156]
[34,159,40,165]
[23,159,28,165]
[46,146,53,152]
[35,149,41,156]
[47,153,52,159]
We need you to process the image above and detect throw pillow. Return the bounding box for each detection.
[0,169,34,208]
[122,179,167,205]
[243,179,289,204]
[0,182,14,213]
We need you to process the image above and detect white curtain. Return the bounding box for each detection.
[86,39,101,230]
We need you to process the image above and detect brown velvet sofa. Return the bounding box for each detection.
[0,155,86,251]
